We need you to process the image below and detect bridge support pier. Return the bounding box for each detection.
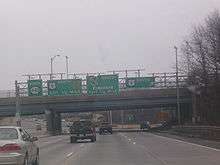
[45,110,62,136]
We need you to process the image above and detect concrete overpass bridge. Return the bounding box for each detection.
[0,72,191,134]
[0,88,192,134]
[0,88,191,115]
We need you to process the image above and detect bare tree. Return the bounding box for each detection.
[204,10,220,82]
[180,10,220,124]
[181,10,220,86]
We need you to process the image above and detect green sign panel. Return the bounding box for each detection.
[28,80,43,96]
[126,77,155,88]
[87,74,119,96]
[47,79,82,96]
[128,114,134,121]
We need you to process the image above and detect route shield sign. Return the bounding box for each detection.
[28,80,43,96]
[47,79,82,96]
[87,74,119,96]
[126,77,155,88]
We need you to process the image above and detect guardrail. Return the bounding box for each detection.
[172,125,220,140]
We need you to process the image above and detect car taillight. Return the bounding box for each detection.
[0,144,21,152]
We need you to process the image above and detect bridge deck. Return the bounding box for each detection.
[0,88,191,106]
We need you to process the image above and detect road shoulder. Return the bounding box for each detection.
[153,131,220,150]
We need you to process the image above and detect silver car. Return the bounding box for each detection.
[0,126,39,165]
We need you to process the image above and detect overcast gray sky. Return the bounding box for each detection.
[0,0,220,89]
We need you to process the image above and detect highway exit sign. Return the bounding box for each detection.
[126,77,155,88]
[87,74,119,96]
[47,79,82,96]
[28,79,43,96]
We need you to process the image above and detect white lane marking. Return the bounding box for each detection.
[42,138,64,144]
[119,133,136,144]
[64,144,88,165]
[66,152,73,158]
[152,134,220,152]
[122,133,169,165]
[140,145,170,165]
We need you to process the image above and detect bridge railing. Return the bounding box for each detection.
[0,90,15,98]
[1,72,188,98]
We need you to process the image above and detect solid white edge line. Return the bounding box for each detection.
[152,134,220,152]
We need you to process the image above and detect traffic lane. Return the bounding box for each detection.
[122,132,220,165]
[66,133,167,165]
[38,133,220,165]
[37,135,92,165]
[37,135,69,149]
[21,118,47,137]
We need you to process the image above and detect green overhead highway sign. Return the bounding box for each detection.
[47,79,82,96]
[126,77,155,88]
[28,80,43,96]
[87,74,119,96]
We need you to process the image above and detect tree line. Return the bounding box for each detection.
[180,10,220,125]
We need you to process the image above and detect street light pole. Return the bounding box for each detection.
[15,81,21,127]
[50,55,60,80]
[50,58,53,80]
[65,56,69,79]
[174,46,181,125]
[185,41,191,78]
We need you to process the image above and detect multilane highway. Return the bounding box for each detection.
[37,133,220,165]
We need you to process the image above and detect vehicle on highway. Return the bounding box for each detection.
[0,126,39,165]
[69,120,96,143]
[140,121,151,131]
[159,121,171,130]
[99,122,113,135]
[150,121,172,131]
[61,121,70,134]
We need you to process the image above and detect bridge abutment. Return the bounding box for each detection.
[45,110,62,135]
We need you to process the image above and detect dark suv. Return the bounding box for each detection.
[69,120,96,143]
[99,122,113,135]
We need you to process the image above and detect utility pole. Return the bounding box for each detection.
[15,81,21,127]
[174,46,181,125]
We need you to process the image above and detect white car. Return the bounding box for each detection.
[0,126,39,165]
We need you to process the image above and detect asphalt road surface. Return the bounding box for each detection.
[38,132,220,165]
